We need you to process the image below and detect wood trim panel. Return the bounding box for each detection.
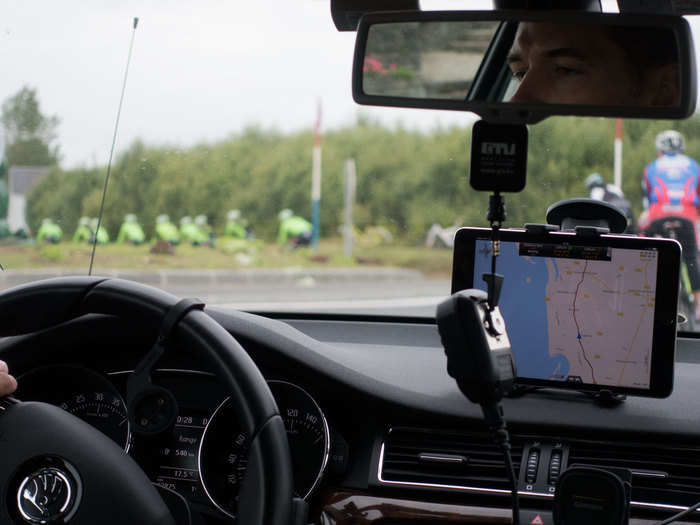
[314,491,511,524]
[312,490,698,525]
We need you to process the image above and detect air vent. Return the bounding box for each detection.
[568,441,700,507]
[380,427,523,492]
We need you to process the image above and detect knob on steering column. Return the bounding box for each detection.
[546,198,628,234]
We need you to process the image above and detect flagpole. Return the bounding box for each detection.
[311,99,322,250]
[614,118,623,189]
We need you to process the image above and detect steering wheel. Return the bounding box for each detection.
[0,276,294,525]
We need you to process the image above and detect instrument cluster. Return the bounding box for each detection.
[16,365,332,519]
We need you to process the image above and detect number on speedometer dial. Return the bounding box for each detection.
[198,380,329,518]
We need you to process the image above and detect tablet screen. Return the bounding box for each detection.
[472,238,660,388]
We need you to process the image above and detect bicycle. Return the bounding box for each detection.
[644,216,698,331]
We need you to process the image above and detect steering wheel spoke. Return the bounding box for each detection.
[0,395,19,414]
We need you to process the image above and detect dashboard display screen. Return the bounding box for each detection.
[119,369,226,507]
[452,228,679,397]
[153,410,209,501]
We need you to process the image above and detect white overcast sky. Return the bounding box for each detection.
[0,1,478,168]
[1,1,697,168]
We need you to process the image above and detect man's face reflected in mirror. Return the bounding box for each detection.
[507,22,680,106]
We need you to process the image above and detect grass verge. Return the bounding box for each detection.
[0,238,453,277]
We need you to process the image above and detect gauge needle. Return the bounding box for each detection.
[119,417,128,427]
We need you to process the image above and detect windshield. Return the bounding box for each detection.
[2,3,700,331]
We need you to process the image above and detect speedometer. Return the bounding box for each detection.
[198,380,329,518]
[270,380,330,498]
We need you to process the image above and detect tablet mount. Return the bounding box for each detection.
[508,383,627,406]
[534,197,629,235]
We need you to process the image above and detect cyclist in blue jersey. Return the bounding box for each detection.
[641,130,700,320]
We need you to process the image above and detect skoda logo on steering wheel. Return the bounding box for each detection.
[16,467,77,524]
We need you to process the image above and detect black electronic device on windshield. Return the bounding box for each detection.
[470,121,528,193]
[452,227,680,399]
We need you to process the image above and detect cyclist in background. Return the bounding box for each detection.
[641,130,700,320]
[116,214,146,245]
[36,218,63,244]
[277,209,312,249]
[585,172,637,233]
[154,214,180,245]
[73,216,92,243]
[225,209,248,239]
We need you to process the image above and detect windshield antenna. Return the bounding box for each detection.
[89,17,139,275]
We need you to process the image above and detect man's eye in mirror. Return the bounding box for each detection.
[555,66,583,77]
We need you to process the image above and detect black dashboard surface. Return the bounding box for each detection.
[4,308,700,441]
[212,310,700,441]
[2,308,700,522]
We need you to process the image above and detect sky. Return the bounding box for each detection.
[0,1,478,168]
[1,1,696,168]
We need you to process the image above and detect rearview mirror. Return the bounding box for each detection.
[352,11,697,123]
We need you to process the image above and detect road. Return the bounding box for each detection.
[0,268,450,318]
[163,278,450,317]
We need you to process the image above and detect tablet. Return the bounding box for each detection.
[452,227,680,398]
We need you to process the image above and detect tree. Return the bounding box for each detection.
[1,86,60,166]
[25,167,102,235]
[26,114,700,244]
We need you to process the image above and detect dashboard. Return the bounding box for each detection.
[3,308,700,524]
[16,367,331,522]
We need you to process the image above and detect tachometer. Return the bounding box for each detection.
[59,390,129,448]
[17,365,131,451]
[198,380,329,518]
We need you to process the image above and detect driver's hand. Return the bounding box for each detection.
[0,360,17,396]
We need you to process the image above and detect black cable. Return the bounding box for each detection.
[478,192,516,521]
[656,500,700,525]
[483,403,520,525]
[485,191,505,309]
[490,228,498,275]
[501,441,520,525]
